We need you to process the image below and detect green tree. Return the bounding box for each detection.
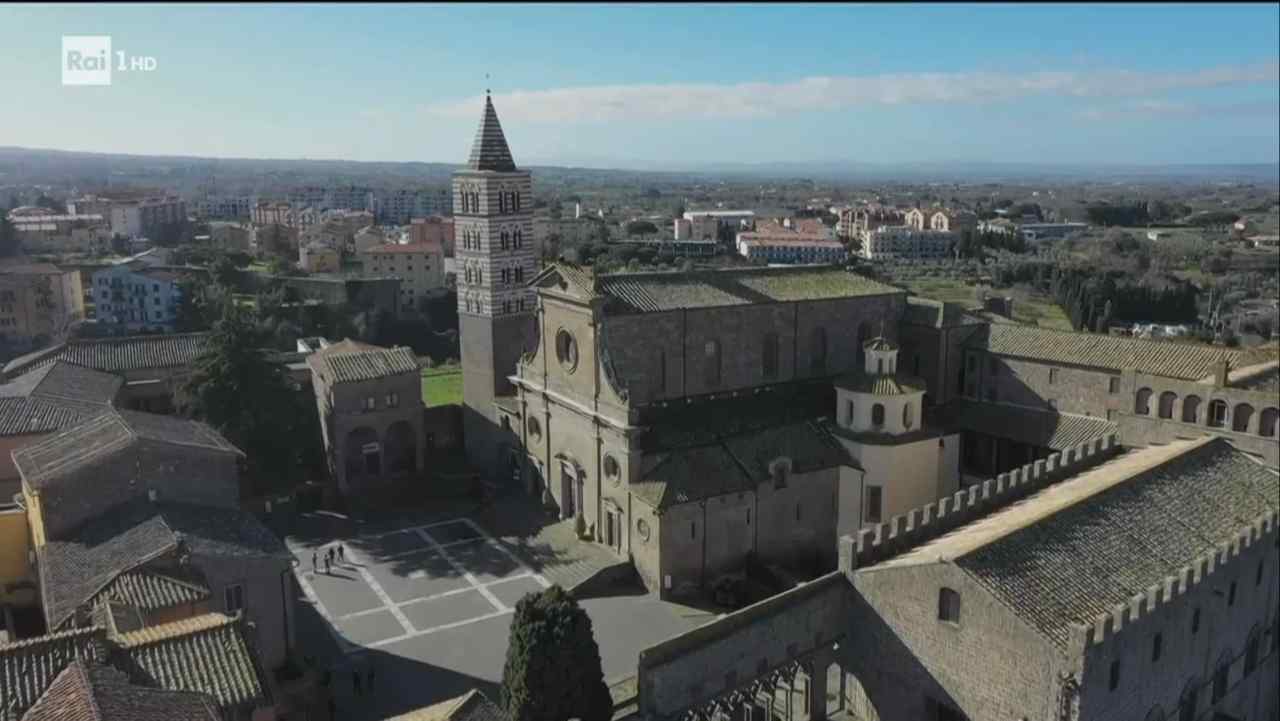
[625,220,659,237]
[182,303,320,496]
[501,585,613,721]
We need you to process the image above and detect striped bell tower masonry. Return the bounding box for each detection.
[453,92,537,476]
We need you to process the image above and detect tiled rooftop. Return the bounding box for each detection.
[0,362,121,409]
[307,345,419,384]
[3,334,213,379]
[114,612,271,713]
[39,501,288,631]
[92,570,210,615]
[933,399,1118,451]
[0,626,107,721]
[597,265,901,314]
[14,411,241,491]
[384,689,506,721]
[21,661,220,721]
[882,439,1278,649]
[833,373,926,397]
[966,323,1246,380]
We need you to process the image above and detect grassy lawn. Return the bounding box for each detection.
[899,277,1075,331]
[421,366,463,406]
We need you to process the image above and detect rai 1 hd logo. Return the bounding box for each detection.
[62,36,157,86]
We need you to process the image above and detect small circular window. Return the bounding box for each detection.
[636,518,651,542]
[603,455,621,484]
[555,329,579,373]
[526,416,542,441]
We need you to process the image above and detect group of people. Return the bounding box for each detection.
[312,543,348,575]
[319,660,377,720]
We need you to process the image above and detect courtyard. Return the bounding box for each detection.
[287,513,716,720]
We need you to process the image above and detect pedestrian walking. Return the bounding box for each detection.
[352,669,363,697]
[327,547,335,565]
[311,552,317,573]
[337,543,346,563]
[324,557,331,575]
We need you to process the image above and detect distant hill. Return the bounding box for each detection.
[0,146,1275,189]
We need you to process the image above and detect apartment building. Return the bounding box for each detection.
[410,215,455,256]
[359,241,446,312]
[373,187,452,224]
[191,194,254,220]
[736,231,847,265]
[299,242,340,273]
[91,264,183,333]
[5,208,111,254]
[107,195,186,239]
[861,225,955,260]
[0,264,84,351]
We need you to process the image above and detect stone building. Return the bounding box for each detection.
[454,93,538,477]
[500,263,935,598]
[307,339,424,494]
[635,435,1279,721]
[10,409,295,673]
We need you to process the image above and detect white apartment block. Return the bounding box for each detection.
[6,208,111,254]
[373,188,452,224]
[359,242,446,313]
[107,195,187,239]
[860,225,955,260]
[192,195,255,220]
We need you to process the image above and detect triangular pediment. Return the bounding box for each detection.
[530,263,598,300]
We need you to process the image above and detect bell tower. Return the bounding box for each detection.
[454,93,537,473]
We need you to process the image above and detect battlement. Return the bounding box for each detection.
[1067,509,1278,654]
[840,434,1122,571]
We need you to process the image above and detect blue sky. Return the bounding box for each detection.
[2,3,1278,168]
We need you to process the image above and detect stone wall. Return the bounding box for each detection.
[40,442,240,541]
[195,553,295,671]
[844,559,1067,721]
[1070,511,1279,721]
[637,572,848,720]
[841,434,1120,571]
[964,350,1126,418]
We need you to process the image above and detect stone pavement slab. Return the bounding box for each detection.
[486,576,545,609]
[306,568,384,617]
[400,589,500,634]
[334,610,405,647]
[446,541,524,584]
[365,549,470,604]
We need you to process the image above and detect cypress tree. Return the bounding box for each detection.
[502,585,613,721]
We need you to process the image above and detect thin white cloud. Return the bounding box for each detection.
[1077,98,1280,121]
[418,61,1279,123]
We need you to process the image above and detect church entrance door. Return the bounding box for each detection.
[560,461,576,519]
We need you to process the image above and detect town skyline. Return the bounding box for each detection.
[3,3,1278,167]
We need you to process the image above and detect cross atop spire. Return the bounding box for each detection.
[467,93,516,172]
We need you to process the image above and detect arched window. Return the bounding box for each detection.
[810,327,827,373]
[872,403,885,427]
[1135,388,1153,415]
[937,588,960,623]
[903,402,914,430]
[1208,399,1227,428]
[1158,391,1176,419]
[476,267,483,284]
[762,332,780,380]
[704,339,721,387]
[1182,395,1201,423]
[513,228,523,248]
[500,230,509,250]
[1260,407,1279,438]
[1232,403,1253,433]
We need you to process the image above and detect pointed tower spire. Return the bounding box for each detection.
[467,93,517,172]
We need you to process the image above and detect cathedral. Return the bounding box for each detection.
[455,96,1280,607]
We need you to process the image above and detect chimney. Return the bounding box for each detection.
[1213,359,1229,388]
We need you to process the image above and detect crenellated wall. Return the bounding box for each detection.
[840,434,1122,571]
[1068,509,1279,721]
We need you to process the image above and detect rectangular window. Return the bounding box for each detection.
[385,392,399,408]
[224,584,245,613]
[865,486,883,523]
[364,396,376,411]
[1191,608,1201,634]
[1049,368,1058,384]
[1108,376,1120,394]
[1108,660,1120,691]
[1228,580,1237,606]
[690,522,696,540]
[1152,633,1162,662]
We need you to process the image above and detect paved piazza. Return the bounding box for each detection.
[289,515,714,719]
